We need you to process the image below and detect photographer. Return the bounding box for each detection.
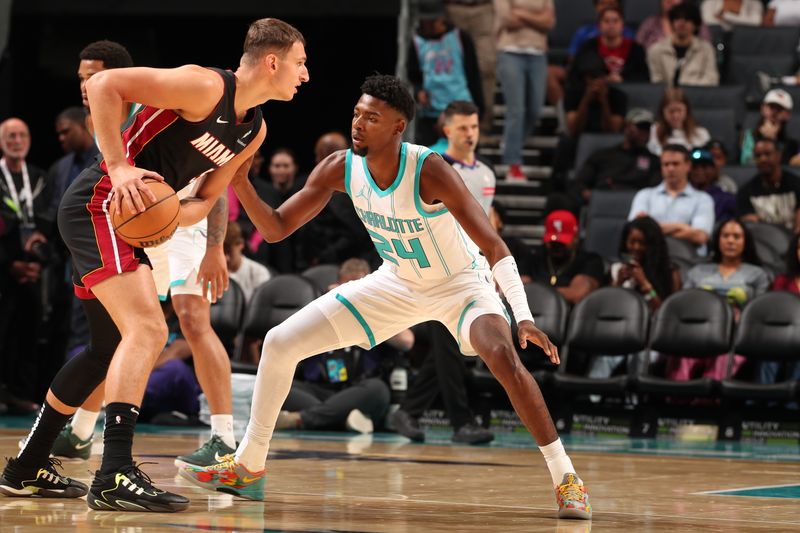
[0,118,51,413]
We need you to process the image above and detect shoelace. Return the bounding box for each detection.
[558,482,586,503]
[205,453,237,471]
[122,462,158,490]
[196,435,222,453]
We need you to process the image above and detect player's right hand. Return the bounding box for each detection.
[110,165,165,214]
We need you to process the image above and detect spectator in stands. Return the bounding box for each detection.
[704,139,737,192]
[701,0,763,32]
[629,144,715,254]
[647,3,719,87]
[763,0,800,26]
[252,148,304,273]
[572,107,661,205]
[689,148,737,221]
[564,50,627,139]
[275,259,413,434]
[530,210,605,304]
[737,138,800,232]
[490,200,533,283]
[666,218,768,381]
[225,221,271,304]
[444,0,496,134]
[572,5,649,85]
[408,0,483,146]
[0,117,50,413]
[648,88,711,156]
[495,0,555,181]
[637,0,712,50]
[612,216,681,310]
[740,89,800,167]
[760,233,800,388]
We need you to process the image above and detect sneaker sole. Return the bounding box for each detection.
[177,468,264,501]
[0,481,88,499]
[86,490,189,512]
[558,507,592,520]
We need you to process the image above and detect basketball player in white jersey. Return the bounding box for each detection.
[181,75,591,520]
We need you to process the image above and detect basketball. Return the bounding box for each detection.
[110,177,180,248]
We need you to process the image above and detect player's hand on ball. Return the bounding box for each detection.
[110,164,165,214]
[518,321,559,365]
[197,245,229,303]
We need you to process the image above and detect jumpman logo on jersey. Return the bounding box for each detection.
[354,183,370,202]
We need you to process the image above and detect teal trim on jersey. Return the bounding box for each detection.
[158,294,168,302]
[362,143,407,198]
[413,148,448,218]
[344,149,353,197]
[335,293,376,348]
[456,300,477,350]
[421,218,451,276]
[170,279,187,288]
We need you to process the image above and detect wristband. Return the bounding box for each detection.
[491,256,534,324]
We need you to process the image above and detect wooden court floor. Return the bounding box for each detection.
[0,426,798,532]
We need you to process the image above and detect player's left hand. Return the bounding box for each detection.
[197,244,229,303]
[518,320,559,365]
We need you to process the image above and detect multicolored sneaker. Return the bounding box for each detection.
[556,473,592,519]
[174,435,236,468]
[51,424,93,460]
[179,454,265,500]
[87,463,189,512]
[0,457,88,498]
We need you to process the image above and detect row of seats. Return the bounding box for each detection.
[500,284,800,403]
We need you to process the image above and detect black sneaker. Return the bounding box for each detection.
[389,409,425,442]
[87,463,189,512]
[452,423,494,445]
[0,457,88,498]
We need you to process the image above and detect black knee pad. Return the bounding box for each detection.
[50,345,114,406]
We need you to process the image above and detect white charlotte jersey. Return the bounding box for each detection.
[346,142,487,281]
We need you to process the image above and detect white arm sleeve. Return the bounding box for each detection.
[491,255,534,325]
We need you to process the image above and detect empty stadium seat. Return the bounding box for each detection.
[721,166,757,189]
[682,85,746,127]
[728,55,797,104]
[572,133,624,177]
[302,263,340,293]
[549,0,595,64]
[666,236,699,264]
[210,278,246,356]
[633,289,734,397]
[612,82,665,112]
[242,274,319,340]
[720,292,800,401]
[692,108,737,157]
[552,287,650,395]
[583,190,637,261]
[730,25,800,57]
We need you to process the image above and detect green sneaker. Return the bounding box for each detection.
[50,424,93,460]
[173,435,236,468]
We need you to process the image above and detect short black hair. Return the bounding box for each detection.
[754,136,783,153]
[56,106,88,125]
[360,74,416,121]
[79,40,134,68]
[662,143,691,161]
[443,100,479,121]
[668,3,702,29]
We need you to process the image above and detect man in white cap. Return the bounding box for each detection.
[740,88,799,166]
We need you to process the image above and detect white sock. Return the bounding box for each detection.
[70,408,100,441]
[539,438,576,487]
[210,414,236,449]
[235,304,343,472]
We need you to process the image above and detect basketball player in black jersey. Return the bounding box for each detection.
[0,18,308,513]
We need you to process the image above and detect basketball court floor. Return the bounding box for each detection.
[1,418,798,532]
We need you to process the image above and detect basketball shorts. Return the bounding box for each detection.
[58,164,150,299]
[315,264,510,356]
[146,219,208,301]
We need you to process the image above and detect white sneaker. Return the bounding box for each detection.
[345,409,373,434]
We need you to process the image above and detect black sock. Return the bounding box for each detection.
[6,401,71,480]
[99,402,139,475]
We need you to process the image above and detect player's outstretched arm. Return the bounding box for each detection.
[233,150,346,243]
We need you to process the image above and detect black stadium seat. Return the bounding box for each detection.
[210,278,246,356]
[302,263,340,293]
[583,189,637,262]
[242,274,319,340]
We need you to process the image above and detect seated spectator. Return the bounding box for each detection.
[763,0,800,26]
[275,259,413,434]
[704,139,737,192]
[666,218,769,381]
[689,148,737,221]
[530,210,605,304]
[564,51,627,139]
[637,0,713,50]
[760,233,800,388]
[701,0,763,32]
[647,3,719,87]
[489,201,533,283]
[572,5,649,85]
[740,89,800,167]
[225,220,271,304]
[572,108,661,205]
[648,87,711,156]
[737,138,800,232]
[408,0,483,146]
[629,144,715,254]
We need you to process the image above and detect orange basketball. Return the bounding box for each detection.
[110,177,180,248]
